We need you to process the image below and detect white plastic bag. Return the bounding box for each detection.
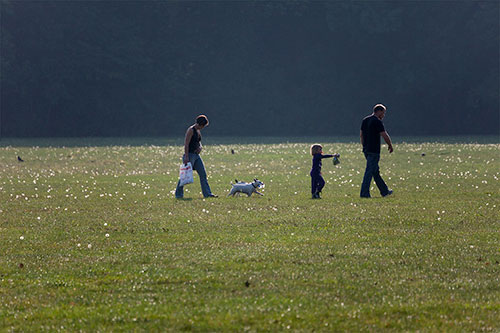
[179,162,194,186]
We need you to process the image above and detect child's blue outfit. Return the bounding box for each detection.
[310,153,333,195]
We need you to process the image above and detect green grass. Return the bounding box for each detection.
[1,138,499,331]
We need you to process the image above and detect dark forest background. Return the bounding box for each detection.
[1,1,498,138]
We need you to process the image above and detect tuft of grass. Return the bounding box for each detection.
[1,138,499,331]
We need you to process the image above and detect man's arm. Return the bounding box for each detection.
[380,131,393,153]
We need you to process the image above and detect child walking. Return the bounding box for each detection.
[310,144,339,199]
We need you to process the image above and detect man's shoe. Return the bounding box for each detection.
[207,194,218,198]
[382,190,394,197]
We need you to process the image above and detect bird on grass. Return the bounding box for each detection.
[17,156,24,162]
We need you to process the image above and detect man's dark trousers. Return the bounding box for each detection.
[360,152,389,198]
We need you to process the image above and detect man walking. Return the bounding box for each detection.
[360,104,394,198]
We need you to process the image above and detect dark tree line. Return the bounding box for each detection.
[1,1,498,137]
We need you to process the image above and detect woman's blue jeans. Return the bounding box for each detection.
[175,153,213,198]
[360,152,389,198]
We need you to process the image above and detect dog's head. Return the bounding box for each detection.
[252,178,264,188]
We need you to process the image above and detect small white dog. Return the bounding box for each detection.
[228,179,264,197]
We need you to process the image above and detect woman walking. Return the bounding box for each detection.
[175,115,217,199]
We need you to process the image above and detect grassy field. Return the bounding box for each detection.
[1,138,499,331]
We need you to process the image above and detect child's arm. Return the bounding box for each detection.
[321,153,340,159]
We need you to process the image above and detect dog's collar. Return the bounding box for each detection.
[252,183,258,188]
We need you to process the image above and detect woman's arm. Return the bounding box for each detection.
[195,142,202,154]
[183,127,193,164]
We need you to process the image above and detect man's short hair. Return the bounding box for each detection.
[196,115,209,126]
[373,104,386,113]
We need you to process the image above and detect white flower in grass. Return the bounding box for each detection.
[20,236,24,240]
